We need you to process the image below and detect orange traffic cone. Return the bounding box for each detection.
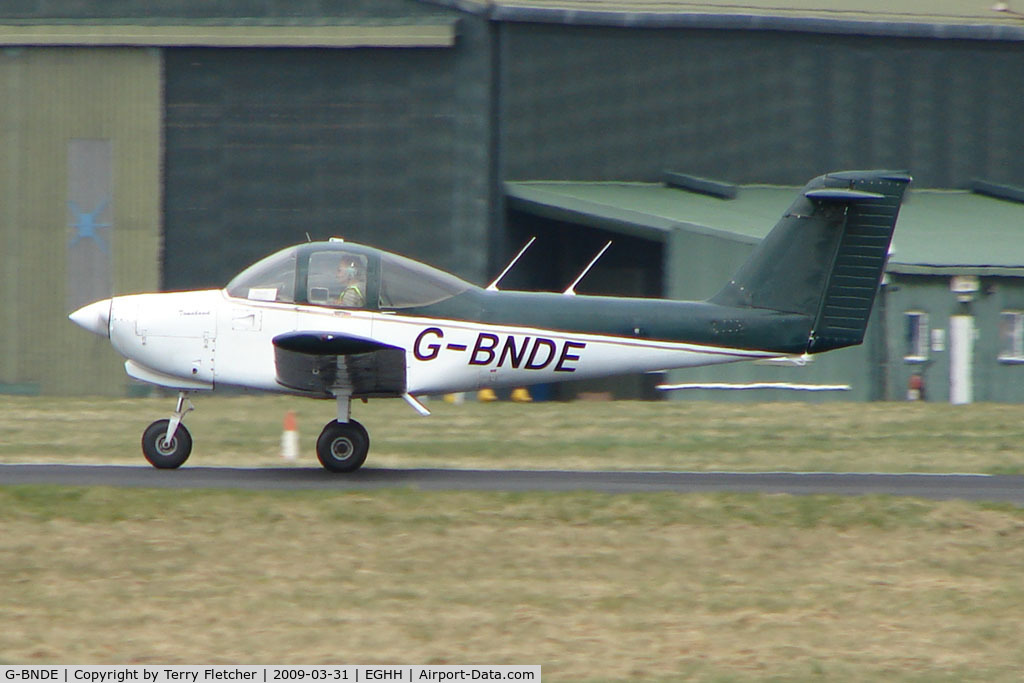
[281,410,299,460]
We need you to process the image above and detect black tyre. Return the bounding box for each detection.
[316,419,369,473]
[141,419,193,469]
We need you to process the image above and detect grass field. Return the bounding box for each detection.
[2,395,1024,679]
[2,394,1024,473]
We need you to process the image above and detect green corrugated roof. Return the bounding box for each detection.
[506,180,1024,274]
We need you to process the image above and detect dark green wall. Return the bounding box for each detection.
[163,47,468,289]
[502,24,1024,189]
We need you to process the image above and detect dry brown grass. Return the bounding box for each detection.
[1,489,1023,680]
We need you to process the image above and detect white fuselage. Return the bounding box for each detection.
[104,289,776,396]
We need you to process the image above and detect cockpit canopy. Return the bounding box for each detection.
[225,242,474,310]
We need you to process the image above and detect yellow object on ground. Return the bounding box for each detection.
[510,387,532,402]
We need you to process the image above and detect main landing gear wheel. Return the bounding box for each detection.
[316,419,369,473]
[142,419,193,469]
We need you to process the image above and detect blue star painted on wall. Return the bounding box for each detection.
[68,197,112,254]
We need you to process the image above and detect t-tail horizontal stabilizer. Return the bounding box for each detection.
[710,170,911,354]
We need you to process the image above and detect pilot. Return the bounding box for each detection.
[336,256,366,307]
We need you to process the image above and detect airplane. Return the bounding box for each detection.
[69,170,911,472]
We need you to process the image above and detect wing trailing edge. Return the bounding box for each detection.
[272,331,407,398]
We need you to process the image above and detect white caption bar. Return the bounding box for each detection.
[0,667,540,683]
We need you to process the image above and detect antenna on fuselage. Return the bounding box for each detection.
[486,236,536,292]
[563,240,612,296]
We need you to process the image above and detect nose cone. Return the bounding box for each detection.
[69,299,111,338]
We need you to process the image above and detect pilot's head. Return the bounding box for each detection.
[337,256,363,283]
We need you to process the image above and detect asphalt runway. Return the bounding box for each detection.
[1,464,1023,504]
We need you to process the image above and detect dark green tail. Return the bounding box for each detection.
[710,170,911,353]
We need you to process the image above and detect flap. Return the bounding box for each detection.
[272,331,407,398]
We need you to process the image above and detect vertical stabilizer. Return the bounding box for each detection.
[710,170,911,353]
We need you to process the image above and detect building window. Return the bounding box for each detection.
[999,312,1024,362]
[904,311,929,361]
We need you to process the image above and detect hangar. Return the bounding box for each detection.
[1,0,1023,400]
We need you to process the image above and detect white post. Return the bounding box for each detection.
[949,315,974,405]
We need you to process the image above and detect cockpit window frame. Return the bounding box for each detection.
[293,244,381,311]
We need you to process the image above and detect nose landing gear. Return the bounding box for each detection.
[141,392,194,469]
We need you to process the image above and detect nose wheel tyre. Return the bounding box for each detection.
[316,420,369,473]
[142,419,193,469]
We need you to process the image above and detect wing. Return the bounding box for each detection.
[272,331,406,398]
